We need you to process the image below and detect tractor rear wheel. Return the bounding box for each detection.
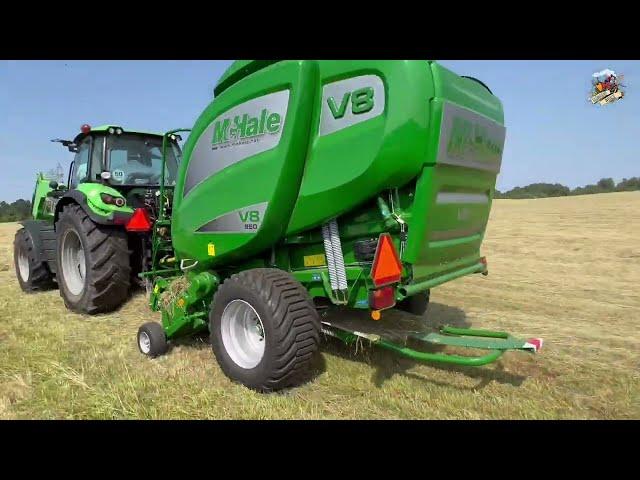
[13,227,55,292]
[209,268,321,392]
[55,203,131,314]
[396,289,430,317]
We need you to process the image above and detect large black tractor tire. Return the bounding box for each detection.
[396,289,431,317]
[55,203,131,314]
[13,227,55,292]
[210,268,321,392]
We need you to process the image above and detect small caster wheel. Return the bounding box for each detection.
[137,322,168,358]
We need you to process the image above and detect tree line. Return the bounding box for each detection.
[0,199,32,222]
[1,176,638,222]
[495,177,640,199]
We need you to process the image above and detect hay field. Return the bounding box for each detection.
[1,192,638,419]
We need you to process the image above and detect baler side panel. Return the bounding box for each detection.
[403,64,506,283]
[286,60,435,235]
[171,60,319,267]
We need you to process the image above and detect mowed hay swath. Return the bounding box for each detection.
[0,192,638,419]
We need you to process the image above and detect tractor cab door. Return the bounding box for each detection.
[69,137,91,188]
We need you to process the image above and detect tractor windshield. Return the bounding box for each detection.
[105,134,181,187]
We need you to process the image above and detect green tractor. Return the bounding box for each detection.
[13,124,183,313]
[134,60,543,392]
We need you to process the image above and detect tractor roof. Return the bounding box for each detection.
[90,125,165,136]
[72,125,165,144]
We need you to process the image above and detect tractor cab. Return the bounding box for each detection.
[52,124,183,209]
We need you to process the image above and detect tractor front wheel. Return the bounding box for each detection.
[56,203,131,314]
[13,227,55,292]
[209,268,321,392]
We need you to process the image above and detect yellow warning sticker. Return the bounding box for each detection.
[207,243,216,256]
[153,284,159,294]
[303,253,326,267]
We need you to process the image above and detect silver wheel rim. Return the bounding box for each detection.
[221,299,266,369]
[60,229,86,296]
[139,331,151,354]
[17,246,30,282]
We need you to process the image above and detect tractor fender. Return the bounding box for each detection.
[18,220,48,264]
[18,219,58,273]
[53,190,133,229]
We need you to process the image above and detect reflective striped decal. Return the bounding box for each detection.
[436,192,489,204]
[437,102,506,173]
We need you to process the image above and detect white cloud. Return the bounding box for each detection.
[592,68,616,78]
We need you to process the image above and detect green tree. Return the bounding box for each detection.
[0,199,32,222]
[615,177,640,191]
[597,178,615,191]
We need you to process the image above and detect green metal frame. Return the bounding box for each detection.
[140,128,192,286]
[323,324,537,367]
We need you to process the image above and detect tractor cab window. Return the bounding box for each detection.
[105,134,180,187]
[71,138,91,188]
[90,136,105,181]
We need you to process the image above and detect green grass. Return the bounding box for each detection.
[1,192,639,419]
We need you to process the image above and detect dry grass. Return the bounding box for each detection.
[1,192,638,419]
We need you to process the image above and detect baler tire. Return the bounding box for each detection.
[55,203,131,314]
[14,227,55,292]
[137,322,168,357]
[210,268,321,392]
[396,290,431,317]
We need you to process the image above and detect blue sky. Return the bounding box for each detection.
[1,60,638,201]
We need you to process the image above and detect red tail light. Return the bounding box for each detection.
[369,285,396,310]
[126,208,152,232]
[371,233,402,287]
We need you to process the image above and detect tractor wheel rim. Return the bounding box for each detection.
[139,332,151,354]
[17,246,30,281]
[221,299,265,369]
[61,229,86,296]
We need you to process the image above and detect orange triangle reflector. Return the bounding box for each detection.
[371,233,402,287]
[126,208,152,232]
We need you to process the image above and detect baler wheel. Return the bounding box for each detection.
[55,203,131,314]
[396,290,431,317]
[137,322,169,357]
[209,268,321,392]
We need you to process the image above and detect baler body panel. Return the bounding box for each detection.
[403,63,506,283]
[285,60,435,234]
[171,60,505,284]
[172,60,318,267]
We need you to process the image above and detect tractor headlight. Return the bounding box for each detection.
[108,127,115,134]
[115,128,123,135]
[100,193,126,207]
